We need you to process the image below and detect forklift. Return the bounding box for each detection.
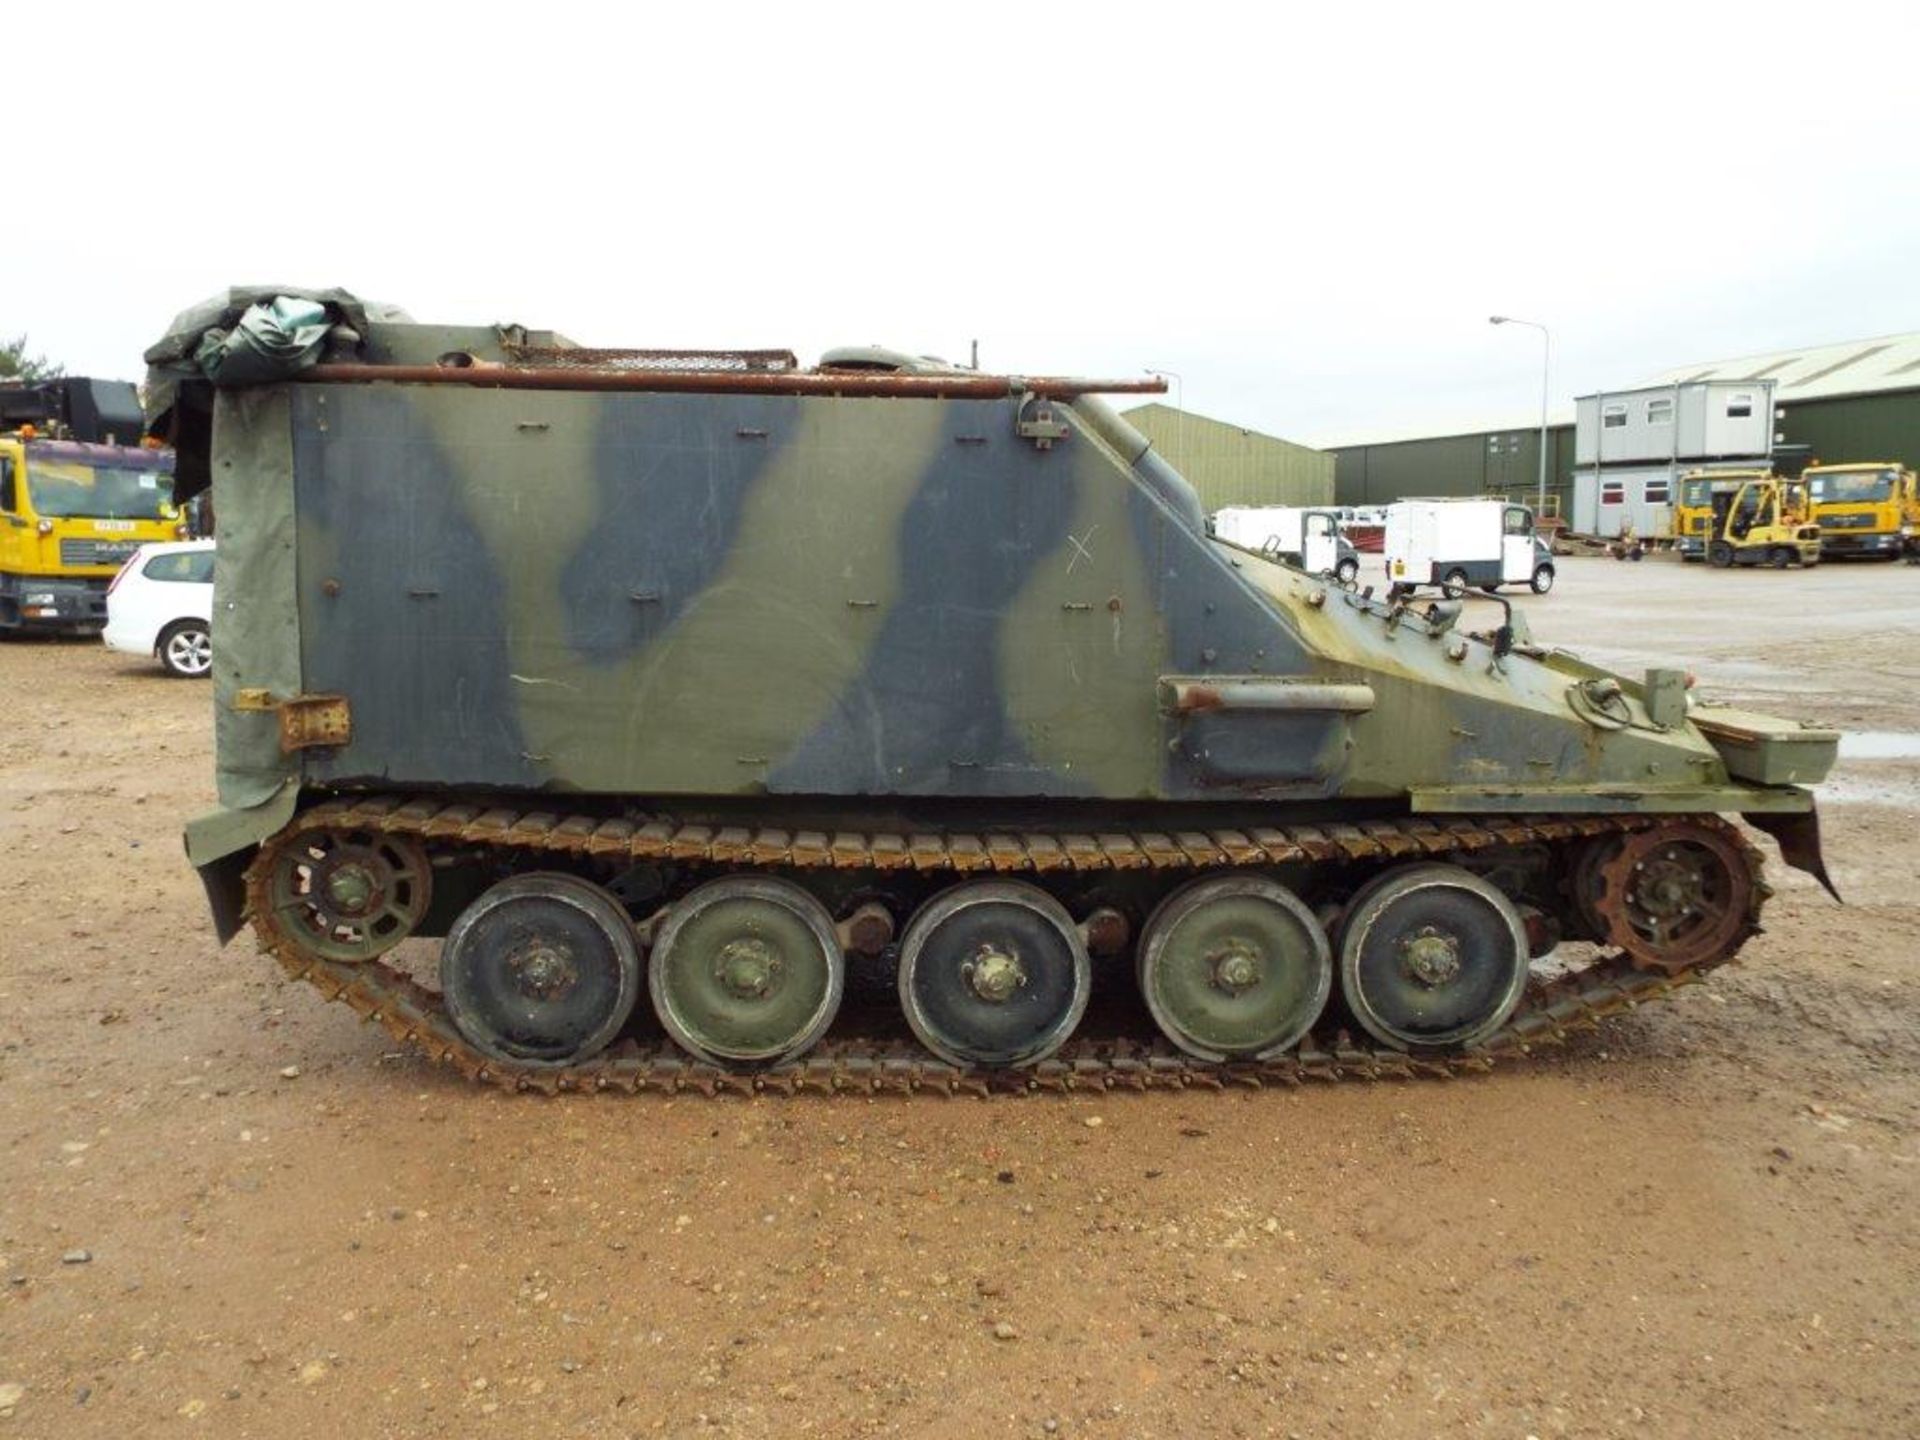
[1706,474,1822,569]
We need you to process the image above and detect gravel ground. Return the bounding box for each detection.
[1,552,1916,1439]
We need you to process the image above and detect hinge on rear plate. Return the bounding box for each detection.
[232,690,352,752]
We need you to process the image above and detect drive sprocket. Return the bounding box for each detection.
[1595,819,1763,974]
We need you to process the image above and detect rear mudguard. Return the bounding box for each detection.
[183,785,300,945]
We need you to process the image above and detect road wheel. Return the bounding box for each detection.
[1336,864,1529,1052]
[1335,557,1359,584]
[443,873,642,1067]
[1770,546,1791,569]
[1137,875,1331,1061]
[649,875,844,1066]
[1707,541,1733,568]
[1441,568,1470,598]
[159,620,212,678]
[1530,565,1554,594]
[898,881,1089,1068]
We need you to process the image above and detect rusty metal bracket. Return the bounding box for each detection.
[232,690,352,753]
[1016,395,1070,451]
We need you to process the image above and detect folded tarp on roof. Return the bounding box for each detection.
[142,286,408,500]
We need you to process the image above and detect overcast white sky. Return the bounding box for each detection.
[7,1,1916,446]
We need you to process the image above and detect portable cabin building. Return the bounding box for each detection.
[1569,380,1774,538]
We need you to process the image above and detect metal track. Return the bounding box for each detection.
[243,797,1768,1096]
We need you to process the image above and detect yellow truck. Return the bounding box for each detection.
[0,379,181,633]
[1674,467,1772,560]
[1803,461,1919,561]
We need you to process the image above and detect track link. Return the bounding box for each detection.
[243,798,1769,1096]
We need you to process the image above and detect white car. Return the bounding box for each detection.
[103,540,215,678]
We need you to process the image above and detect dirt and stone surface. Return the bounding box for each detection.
[1,555,1916,1438]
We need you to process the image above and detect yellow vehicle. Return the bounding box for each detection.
[1675,467,1772,560]
[1,379,181,633]
[1706,474,1822,569]
[1803,461,1919,561]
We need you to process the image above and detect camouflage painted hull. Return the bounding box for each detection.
[140,294,1838,1084]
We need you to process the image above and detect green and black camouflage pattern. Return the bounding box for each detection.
[154,302,1833,881]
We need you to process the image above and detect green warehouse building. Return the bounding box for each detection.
[1327,330,1920,518]
[1122,403,1333,511]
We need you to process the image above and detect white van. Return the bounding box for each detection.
[1211,505,1359,582]
[1384,500,1554,597]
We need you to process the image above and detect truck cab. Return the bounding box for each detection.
[1803,462,1919,560]
[0,381,181,632]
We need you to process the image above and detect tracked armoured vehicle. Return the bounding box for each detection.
[147,290,1841,1094]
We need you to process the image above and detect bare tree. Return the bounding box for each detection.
[0,335,64,382]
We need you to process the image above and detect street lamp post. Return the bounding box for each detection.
[1489,316,1550,520]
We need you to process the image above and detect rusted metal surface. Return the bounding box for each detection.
[243,799,1766,1097]
[1080,906,1131,957]
[838,901,896,956]
[229,691,352,752]
[276,695,351,753]
[500,345,800,373]
[1597,820,1764,974]
[303,363,1168,401]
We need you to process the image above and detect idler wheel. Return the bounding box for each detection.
[1595,821,1758,974]
[441,873,642,1067]
[1336,863,1529,1052]
[266,827,431,963]
[1136,875,1332,1061]
[897,881,1090,1068]
[649,876,844,1066]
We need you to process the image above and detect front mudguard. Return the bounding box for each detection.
[1744,805,1840,903]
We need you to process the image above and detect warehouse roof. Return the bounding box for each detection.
[1321,329,1920,451]
[1122,402,1322,451]
[1315,411,1575,451]
[1633,331,1920,402]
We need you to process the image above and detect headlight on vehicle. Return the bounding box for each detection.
[25,591,55,605]
[36,519,54,536]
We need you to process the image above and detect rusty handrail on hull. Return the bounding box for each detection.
[303,364,1168,401]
